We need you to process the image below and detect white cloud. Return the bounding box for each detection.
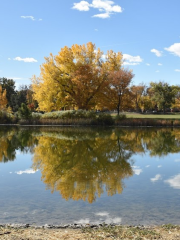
[146,63,150,66]
[14,57,37,63]
[175,69,180,72]
[165,43,180,57]
[146,165,150,168]
[164,174,180,189]
[7,77,22,80]
[21,16,35,21]
[133,166,143,175]
[8,58,11,60]
[39,18,43,21]
[123,54,143,66]
[157,165,162,168]
[150,174,161,182]
[93,12,110,18]
[158,63,162,66]
[72,1,90,11]
[151,49,163,57]
[15,169,38,175]
[73,0,123,18]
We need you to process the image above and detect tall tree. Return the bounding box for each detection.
[150,81,176,113]
[0,85,8,111]
[101,69,134,114]
[0,78,16,109]
[32,42,124,112]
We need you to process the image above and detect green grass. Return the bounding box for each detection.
[111,112,180,120]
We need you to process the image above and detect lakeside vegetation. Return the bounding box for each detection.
[1,42,180,126]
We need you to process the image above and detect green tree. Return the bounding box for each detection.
[150,81,176,113]
[18,103,32,119]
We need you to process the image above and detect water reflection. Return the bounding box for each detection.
[32,128,134,203]
[0,127,37,163]
[1,127,180,203]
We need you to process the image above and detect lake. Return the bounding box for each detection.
[0,126,180,226]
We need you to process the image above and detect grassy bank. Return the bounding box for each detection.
[0,224,180,239]
[1,110,180,127]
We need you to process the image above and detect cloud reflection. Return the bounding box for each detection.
[164,174,180,189]
[15,169,38,175]
[133,166,143,175]
[150,174,162,182]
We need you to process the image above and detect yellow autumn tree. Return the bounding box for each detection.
[32,42,124,112]
[32,128,133,203]
[0,85,8,111]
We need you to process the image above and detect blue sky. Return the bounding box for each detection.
[0,0,180,89]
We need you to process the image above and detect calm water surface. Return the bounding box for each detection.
[0,126,180,225]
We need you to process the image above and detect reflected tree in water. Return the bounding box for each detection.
[0,127,38,162]
[32,129,134,203]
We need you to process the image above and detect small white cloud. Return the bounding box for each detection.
[39,18,43,21]
[15,169,38,175]
[92,12,110,18]
[146,165,150,168]
[151,49,163,57]
[157,165,162,168]
[95,212,109,216]
[72,1,90,11]
[9,172,12,174]
[21,16,35,21]
[14,57,37,63]
[146,63,150,66]
[165,43,180,57]
[158,63,162,66]
[133,166,143,175]
[8,58,11,60]
[164,174,180,189]
[7,77,22,80]
[150,174,161,182]
[123,54,143,66]
[175,69,180,72]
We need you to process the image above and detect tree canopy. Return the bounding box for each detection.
[32,42,133,112]
[150,81,176,113]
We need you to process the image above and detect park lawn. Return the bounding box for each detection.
[124,113,180,120]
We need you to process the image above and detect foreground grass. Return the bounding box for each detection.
[1,225,180,240]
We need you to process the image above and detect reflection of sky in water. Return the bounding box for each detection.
[1,129,180,226]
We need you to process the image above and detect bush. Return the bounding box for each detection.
[115,114,126,122]
[92,113,114,125]
[41,110,97,120]
[0,110,17,124]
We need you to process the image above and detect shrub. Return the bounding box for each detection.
[92,113,114,125]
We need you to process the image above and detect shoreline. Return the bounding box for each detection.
[1,223,180,239]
